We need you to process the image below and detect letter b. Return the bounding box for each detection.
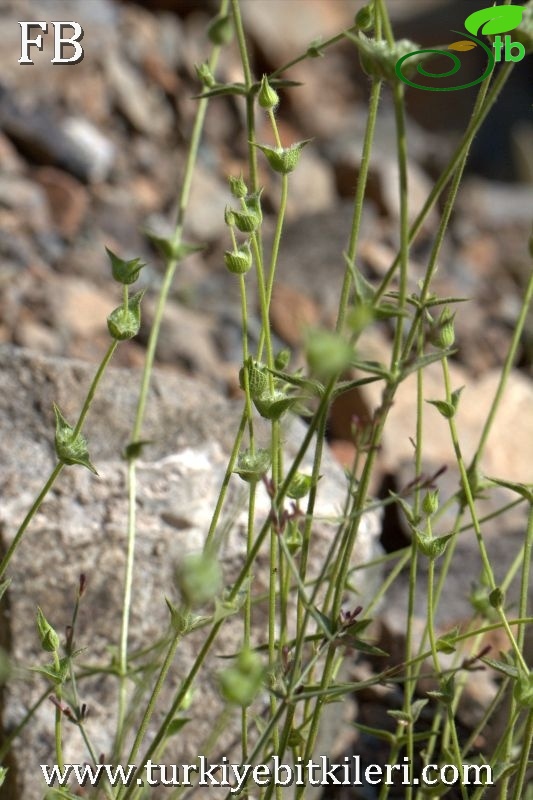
[51,22,84,64]
[504,35,525,62]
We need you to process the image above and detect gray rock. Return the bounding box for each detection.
[0,346,382,798]
[61,118,116,184]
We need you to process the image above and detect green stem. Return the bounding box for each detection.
[73,341,118,438]
[472,268,533,467]
[442,357,528,675]
[4,333,118,585]
[119,630,182,788]
[53,651,64,773]
[270,27,358,79]
[231,0,258,191]
[116,2,228,751]
[375,63,514,303]
[0,461,64,581]
[115,457,137,756]
[518,504,533,650]
[336,75,382,332]
[511,710,533,800]
[119,622,223,800]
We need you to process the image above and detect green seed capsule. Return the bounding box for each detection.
[107,290,145,341]
[224,242,252,274]
[258,74,279,109]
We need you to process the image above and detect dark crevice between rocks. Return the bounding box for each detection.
[377,473,411,554]
[0,525,21,799]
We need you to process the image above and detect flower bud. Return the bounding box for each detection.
[233,448,271,483]
[513,671,533,709]
[287,472,313,500]
[228,174,248,199]
[219,647,264,707]
[232,190,263,233]
[422,489,439,517]
[207,14,233,45]
[255,141,310,175]
[239,357,268,399]
[244,189,263,218]
[354,33,420,83]
[53,404,97,474]
[224,242,252,275]
[107,290,145,341]
[176,552,222,608]
[285,519,303,554]
[306,39,324,58]
[431,307,455,349]
[224,206,236,227]
[258,75,279,109]
[355,3,374,31]
[145,230,203,262]
[306,329,352,379]
[195,62,216,88]
[275,349,291,370]
[165,599,194,635]
[106,247,146,285]
[36,607,60,653]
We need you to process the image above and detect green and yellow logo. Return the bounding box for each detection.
[395,5,527,91]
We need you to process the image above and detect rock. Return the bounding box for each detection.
[61,117,116,184]
[0,346,382,799]
[456,178,533,228]
[285,145,337,219]
[0,175,51,234]
[355,326,533,484]
[269,283,320,346]
[262,203,379,321]
[35,167,89,239]
[140,298,223,382]
[105,51,174,138]
[241,0,354,67]
[332,143,437,232]
[12,319,60,355]
[52,277,112,341]
[184,161,231,243]
[0,94,103,183]
[0,131,24,174]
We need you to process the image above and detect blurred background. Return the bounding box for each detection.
[0,0,531,373]
[0,4,531,795]
[0,0,531,488]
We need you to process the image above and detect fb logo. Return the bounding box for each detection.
[18,21,85,65]
[396,5,527,91]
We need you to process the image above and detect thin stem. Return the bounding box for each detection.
[73,341,118,438]
[375,63,514,303]
[336,75,382,332]
[442,357,528,675]
[53,651,64,773]
[0,462,64,580]
[518,504,533,650]
[472,268,533,467]
[116,3,228,753]
[511,710,533,800]
[119,622,223,800]
[120,630,182,782]
[115,457,137,755]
